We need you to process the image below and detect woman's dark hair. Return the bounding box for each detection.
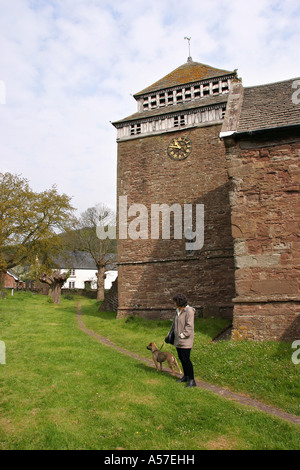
[173,293,188,308]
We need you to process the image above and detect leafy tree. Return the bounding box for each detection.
[0,172,75,302]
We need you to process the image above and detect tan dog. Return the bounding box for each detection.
[147,342,182,376]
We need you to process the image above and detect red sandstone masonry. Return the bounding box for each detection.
[117,124,235,319]
[232,302,300,341]
[226,139,300,341]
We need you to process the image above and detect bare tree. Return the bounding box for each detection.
[71,204,116,301]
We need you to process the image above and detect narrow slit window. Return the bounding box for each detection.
[212,82,219,95]
[143,98,149,110]
[159,93,166,106]
[185,87,191,101]
[222,81,229,92]
[203,84,210,96]
[194,85,200,98]
[185,233,195,256]
[176,90,183,103]
[151,95,157,108]
[168,91,174,104]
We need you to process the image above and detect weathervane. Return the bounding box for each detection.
[184,36,192,62]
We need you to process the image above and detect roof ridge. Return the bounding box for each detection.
[244,76,300,90]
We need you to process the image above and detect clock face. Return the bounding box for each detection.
[167,136,192,161]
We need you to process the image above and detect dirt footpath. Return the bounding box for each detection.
[77,307,300,426]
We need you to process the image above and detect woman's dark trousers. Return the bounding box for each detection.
[176,348,194,379]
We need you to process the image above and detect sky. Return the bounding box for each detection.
[0,0,299,216]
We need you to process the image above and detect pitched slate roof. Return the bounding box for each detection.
[237,78,300,133]
[54,251,97,269]
[6,270,19,281]
[54,251,117,270]
[134,60,235,97]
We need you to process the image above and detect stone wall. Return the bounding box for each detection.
[225,131,300,341]
[117,124,235,319]
[101,277,118,312]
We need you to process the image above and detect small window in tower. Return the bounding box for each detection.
[174,116,179,127]
[151,95,157,108]
[212,82,219,95]
[221,106,227,119]
[159,93,166,106]
[222,80,229,92]
[185,231,195,257]
[203,84,210,96]
[168,91,174,104]
[185,87,191,101]
[194,85,200,98]
[130,123,141,135]
[176,90,183,103]
[180,115,185,126]
[143,98,149,110]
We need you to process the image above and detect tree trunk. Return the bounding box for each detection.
[39,270,69,304]
[96,267,105,301]
[51,282,62,304]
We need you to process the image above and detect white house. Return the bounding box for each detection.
[55,251,117,290]
[104,270,118,290]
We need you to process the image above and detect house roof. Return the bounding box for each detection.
[220,77,300,136]
[6,270,19,281]
[54,251,117,271]
[134,60,235,97]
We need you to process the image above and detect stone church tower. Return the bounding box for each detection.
[113,59,238,321]
[112,57,300,341]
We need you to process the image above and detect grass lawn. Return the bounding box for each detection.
[0,291,299,450]
[80,297,300,417]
